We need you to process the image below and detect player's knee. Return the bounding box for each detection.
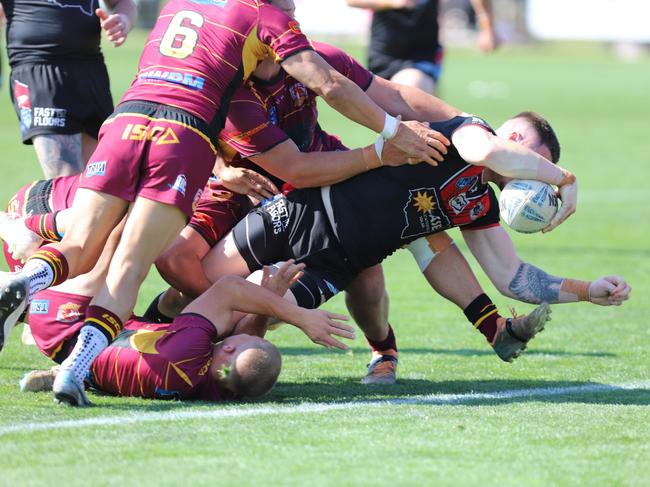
[346,275,387,307]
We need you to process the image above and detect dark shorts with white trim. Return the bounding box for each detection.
[231,191,358,309]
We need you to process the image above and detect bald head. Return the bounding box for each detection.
[225,337,282,398]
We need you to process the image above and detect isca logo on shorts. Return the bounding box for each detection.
[86,161,107,178]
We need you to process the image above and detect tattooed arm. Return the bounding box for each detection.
[461,225,631,306]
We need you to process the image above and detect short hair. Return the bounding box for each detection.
[227,339,282,398]
[513,111,561,163]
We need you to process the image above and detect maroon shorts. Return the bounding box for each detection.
[79,101,218,217]
[188,178,252,247]
[27,289,91,363]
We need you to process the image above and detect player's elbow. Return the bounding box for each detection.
[212,274,248,300]
[317,75,351,107]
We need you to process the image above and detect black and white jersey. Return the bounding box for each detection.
[1,0,102,66]
[329,115,500,270]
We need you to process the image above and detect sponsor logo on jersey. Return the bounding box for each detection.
[269,105,278,126]
[121,124,180,145]
[455,176,477,190]
[169,174,188,197]
[30,300,50,315]
[32,107,66,128]
[198,357,212,376]
[46,0,95,16]
[401,188,451,239]
[449,193,469,214]
[86,160,107,178]
[469,202,485,221]
[138,70,205,91]
[264,194,289,235]
[56,302,82,323]
[189,0,227,5]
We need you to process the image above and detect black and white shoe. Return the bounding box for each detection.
[0,272,29,353]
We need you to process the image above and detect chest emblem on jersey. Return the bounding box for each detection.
[449,193,469,214]
[401,188,451,240]
[56,302,82,323]
[289,83,309,108]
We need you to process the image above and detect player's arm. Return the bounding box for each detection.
[469,0,499,52]
[182,272,355,350]
[97,0,137,47]
[461,225,631,306]
[281,50,447,166]
[452,124,577,231]
[345,0,419,10]
[366,75,460,123]
[155,226,213,299]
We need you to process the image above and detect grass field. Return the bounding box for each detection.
[0,30,649,486]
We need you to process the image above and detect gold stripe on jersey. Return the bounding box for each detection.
[104,112,218,155]
[242,26,276,80]
[196,44,239,72]
[136,353,145,397]
[204,19,247,39]
[170,363,195,388]
[114,347,123,395]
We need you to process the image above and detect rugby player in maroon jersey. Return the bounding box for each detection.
[0,0,450,407]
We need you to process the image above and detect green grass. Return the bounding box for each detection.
[1,31,649,486]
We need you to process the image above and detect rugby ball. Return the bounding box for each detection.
[499,180,558,233]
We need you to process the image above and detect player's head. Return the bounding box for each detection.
[497,111,561,163]
[212,334,282,399]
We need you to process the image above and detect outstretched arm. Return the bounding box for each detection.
[183,272,355,350]
[98,0,137,47]
[462,226,631,305]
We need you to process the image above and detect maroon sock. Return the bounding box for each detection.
[84,305,123,343]
[463,294,500,342]
[23,212,63,242]
[365,324,398,353]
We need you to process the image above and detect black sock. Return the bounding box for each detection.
[142,293,173,324]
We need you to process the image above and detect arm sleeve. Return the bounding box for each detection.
[257,5,314,62]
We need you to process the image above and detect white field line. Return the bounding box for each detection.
[1,381,648,437]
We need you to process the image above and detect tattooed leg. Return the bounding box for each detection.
[32,133,84,178]
[508,263,562,304]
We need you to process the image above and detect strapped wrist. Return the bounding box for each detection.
[381,114,399,139]
[561,279,591,301]
[362,145,382,170]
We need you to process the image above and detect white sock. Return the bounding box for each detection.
[21,259,55,301]
[60,326,109,385]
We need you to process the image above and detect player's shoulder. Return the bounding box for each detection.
[429,114,495,137]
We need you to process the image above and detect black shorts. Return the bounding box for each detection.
[9,61,114,144]
[231,191,358,309]
[369,47,444,82]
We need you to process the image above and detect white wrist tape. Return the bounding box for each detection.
[381,114,399,139]
[374,136,384,164]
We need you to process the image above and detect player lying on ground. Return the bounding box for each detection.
[0,0,447,407]
[14,218,353,405]
[180,113,630,370]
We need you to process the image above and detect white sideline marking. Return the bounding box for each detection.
[1,381,648,436]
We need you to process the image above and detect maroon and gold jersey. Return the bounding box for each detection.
[219,41,372,166]
[120,0,312,139]
[90,314,234,401]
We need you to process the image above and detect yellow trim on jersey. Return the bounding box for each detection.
[474,308,498,328]
[104,112,217,155]
[170,363,195,388]
[204,19,247,39]
[196,44,239,72]
[114,347,122,395]
[242,26,275,80]
[136,353,144,397]
[129,329,167,354]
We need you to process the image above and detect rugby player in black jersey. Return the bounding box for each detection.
[193,111,630,378]
[0,0,136,177]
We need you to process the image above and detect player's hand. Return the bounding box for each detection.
[543,176,577,233]
[390,120,450,167]
[477,28,499,53]
[297,309,354,350]
[96,8,130,47]
[260,260,305,297]
[219,166,279,202]
[589,276,631,306]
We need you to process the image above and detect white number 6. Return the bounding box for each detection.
[160,11,204,59]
